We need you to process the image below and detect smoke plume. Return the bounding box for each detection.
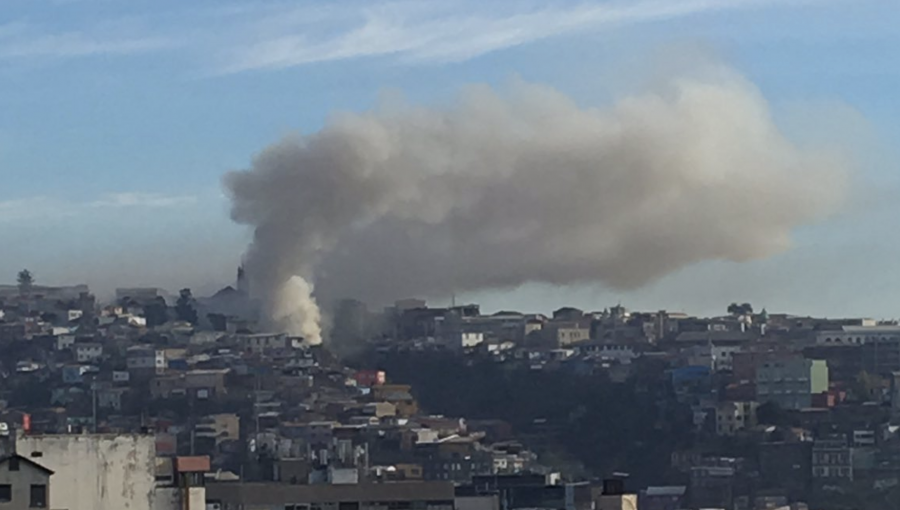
[224,65,847,343]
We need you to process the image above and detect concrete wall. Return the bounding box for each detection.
[153,487,205,510]
[455,495,499,510]
[16,434,156,510]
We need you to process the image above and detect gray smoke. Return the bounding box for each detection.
[224,65,847,342]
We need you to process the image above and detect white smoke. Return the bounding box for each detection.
[224,64,848,342]
[269,276,322,343]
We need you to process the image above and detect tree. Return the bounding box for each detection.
[757,401,788,426]
[144,296,170,328]
[850,371,882,402]
[727,302,754,316]
[175,288,198,325]
[16,269,34,295]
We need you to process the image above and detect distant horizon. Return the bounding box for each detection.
[4,277,897,323]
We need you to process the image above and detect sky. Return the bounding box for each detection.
[1,0,899,317]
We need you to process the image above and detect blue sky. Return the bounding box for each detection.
[1,0,899,316]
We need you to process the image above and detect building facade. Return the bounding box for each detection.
[15,433,156,510]
[756,357,828,410]
[206,481,455,510]
[812,435,853,481]
[715,401,758,436]
[0,455,52,510]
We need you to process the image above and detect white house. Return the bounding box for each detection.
[74,343,103,363]
[127,315,147,327]
[441,331,484,350]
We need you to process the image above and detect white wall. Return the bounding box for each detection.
[461,332,484,349]
[153,487,205,510]
[16,434,156,510]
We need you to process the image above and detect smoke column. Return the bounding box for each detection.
[224,65,847,343]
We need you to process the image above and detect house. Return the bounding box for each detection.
[812,435,853,481]
[575,342,637,363]
[756,357,829,410]
[55,335,75,351]
[690,463,736,510]
[639,486,686,510]
[0,454,53,510]
[715,401,758,436]
[190,331,224,345]
[194,414,240,447]
[61,365,96,385]
[97,387,129,411]
[73,343,103,363]
[372,385,419,417]
[150,369,229,399]
[363,403,396,418]
[237,333,290,354]
[14,433,162,510]
[126,346,166,375]
[546,322,590,347]
[441,332,484,350]
[685,343,744,372]
[353,370,386,388]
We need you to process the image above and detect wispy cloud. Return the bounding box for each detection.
[0,0,827,71]
[216,0,808,73]
[0,196,71,223]
[89,192,196,209]
[0,192,196,223]
[0,21,176,60]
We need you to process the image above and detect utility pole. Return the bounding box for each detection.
[92,377,97,433]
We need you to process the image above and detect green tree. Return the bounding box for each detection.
[16,269,34,295]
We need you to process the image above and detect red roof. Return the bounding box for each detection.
[175,456,210,473]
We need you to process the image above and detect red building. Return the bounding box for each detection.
[354,370,386,387]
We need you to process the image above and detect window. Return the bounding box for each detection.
[30,484,47,508]
[9,457,19,471]
[0,485,10,502]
